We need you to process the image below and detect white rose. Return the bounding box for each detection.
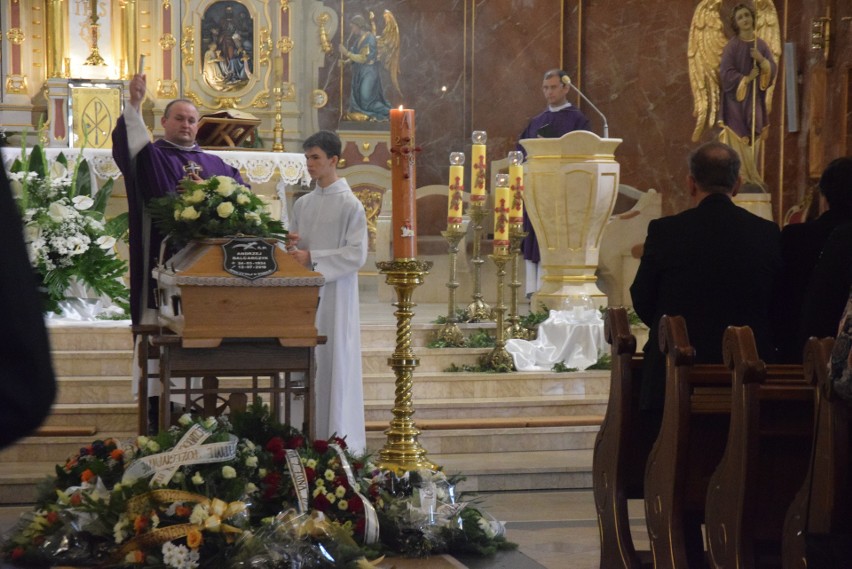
[221,466,237,479]
[178,413,193,426]
[96,235,116,250]
[214,176,236,197]
[179,206,201,221]
[245,483,258,494]
[191,471,204,485]
[217,201,235,218]
[146,440,160,452]
[202,416,217,430]
[48,201,75,222]
[245,456,258,468]
[184,189,206,205]
[236,193,251,205]
[72,195,95,210]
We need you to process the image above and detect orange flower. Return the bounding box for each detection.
[175,505,192,518]
[69,493,82,506]
[45,511,59,525]
[110,448,124,460]
[186,528,203,550]
[80,469,95,483]
[125,550,145,564]
[133,514,149,534]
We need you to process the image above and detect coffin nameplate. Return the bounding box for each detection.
[222,238,277,280]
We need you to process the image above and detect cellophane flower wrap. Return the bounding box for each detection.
[8,144,128,314]
[148,175,286,248]
[1,403,514,568]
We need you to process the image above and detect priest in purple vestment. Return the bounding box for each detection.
[517,69,591,296]
[112,73,244,325]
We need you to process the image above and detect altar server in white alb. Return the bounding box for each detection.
[288,130,368,453]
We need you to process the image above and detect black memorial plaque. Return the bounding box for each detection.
[222,238,277,280]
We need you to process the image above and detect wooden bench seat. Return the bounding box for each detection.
[704,327,815,568]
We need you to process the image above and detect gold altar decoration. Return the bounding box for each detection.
[119,0,138,79]
[318,12,333,54]
[466,202,491,321]
[506,225,531,340]
[485,253,514,370]
[46,0,66,78]
[71,87,121,149]
[352,186,383,251]
[272,86,285,151]
[375,259,436,474]
[258,28,273,66]
[437,226,467,347]
[181,26,195,66]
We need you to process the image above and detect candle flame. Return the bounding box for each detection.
[398,105,404,111]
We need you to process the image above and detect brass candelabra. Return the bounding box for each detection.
[506,224,532,340]
[375,258,436,474]
[485,253,514,370]
[437,225,466,346]
[466,203,492,321]
[272,86,285,152]
[84,2,106,66]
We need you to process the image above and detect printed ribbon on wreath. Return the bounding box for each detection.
[329,443,380,545]
[122,425,239,486]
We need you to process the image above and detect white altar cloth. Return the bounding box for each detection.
[1,147,309,185]
[506,309,606,371]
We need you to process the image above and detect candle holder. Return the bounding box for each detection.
[485,253,514,370]
[506,224,532,340]
[272,86,285,152]
[375,258,437,474]
[466,203,492,321]
[84,3,106,66]
[437,225,466,346]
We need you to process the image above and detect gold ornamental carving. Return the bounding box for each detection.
[6,27,24,45]
[162,0,171,10]
[157,79,178,98]
[258,28,272,65]
[317,13,332,54]
[180,26,194,65]
[352,187,383,250]
[280,0,289,12]
[159,33,176,51]
[277,36,294,54]
[281,82,296,101]
[249,90,269,109]
[5,75,28,94]
[184,90,205,108]
[311,89,328,109]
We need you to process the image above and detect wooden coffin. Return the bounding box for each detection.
[152,238,324,348]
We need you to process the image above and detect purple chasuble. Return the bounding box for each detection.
[517,106,591,263]
[112,115,244,324]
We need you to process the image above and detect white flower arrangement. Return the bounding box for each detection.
[9,145,128,314]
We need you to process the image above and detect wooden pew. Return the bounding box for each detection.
[704,327,815,568]
[644,316,806,569]
[593,307,653,568]
[782,337,852,569]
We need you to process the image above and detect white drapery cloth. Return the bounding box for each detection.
[506,309,606,371]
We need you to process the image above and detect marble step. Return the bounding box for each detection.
[366,423,600,455]
[363,394,607,421]
[51,349,134,377]
[359,322,497,349]
[47,323,134,351]
[55,376,135,405]
[362,370,609,400]
[38,403,136,433]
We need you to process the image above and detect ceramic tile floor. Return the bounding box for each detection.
[0,490,651,568]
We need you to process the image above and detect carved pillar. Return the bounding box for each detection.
[46,0,68,78]
[120,0,138,78]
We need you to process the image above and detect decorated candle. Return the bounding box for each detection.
[447,152,465,228]
[493,174,510,255]
[507,151,525,225]
[390,107,418,259]
[471,130,487,204]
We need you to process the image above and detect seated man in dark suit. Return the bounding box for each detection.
[775,157,852,362]
[629,140,781,565]
[630,141,781,413]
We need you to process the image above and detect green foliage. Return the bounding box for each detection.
[551,361,578,373]
[467,329,496,348]
[519,303,550,332]
[433,308,472,324]
[586,352,613,370]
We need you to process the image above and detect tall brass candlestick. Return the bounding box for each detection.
[466,203,491,321]
[84,0,106,66]
[437,225,466,346]
[376,258,436,474]
[272,86,284,152]
[506,224,531,340]
[485,253,514,370]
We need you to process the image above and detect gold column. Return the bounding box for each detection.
[120,0,138,78]
[46,0,67,78]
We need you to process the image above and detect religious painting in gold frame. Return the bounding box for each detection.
[70,85,122,149]
[181,0,273,111]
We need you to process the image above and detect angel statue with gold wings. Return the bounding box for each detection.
[339,10,402,121]
[689,1,780,191]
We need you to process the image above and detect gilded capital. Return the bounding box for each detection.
[6,28,25,45]
[159,33,176,50]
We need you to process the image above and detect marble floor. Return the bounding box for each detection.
[0,490,649,568]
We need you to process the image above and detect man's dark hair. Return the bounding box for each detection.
[543,69,570,84]
[689,141,741,194]
[819,157,852,212]
[303,130,342,159]
[163,99,198,119]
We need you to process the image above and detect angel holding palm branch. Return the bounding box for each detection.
[690,1,780,191]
